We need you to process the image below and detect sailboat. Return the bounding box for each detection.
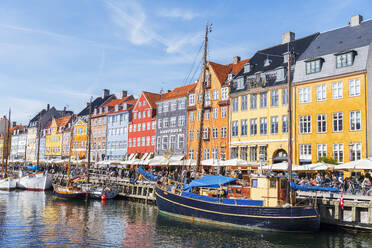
[154,24,320,232]
[0,109,16,190]
[17,114,52,191]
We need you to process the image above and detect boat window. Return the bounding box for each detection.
[251,179,258,188]
[236,189,242,194]
[270,179,276,188]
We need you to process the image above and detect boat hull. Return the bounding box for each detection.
[17,172,52,191]
[90,188,118,199]
[0,178,16,190]
[53,185,89,199]
[155,187,320,232]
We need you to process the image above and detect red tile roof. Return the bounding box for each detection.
[160,83,197,101]
[208,58,250,86]
[142,91,161,109]
[104,95,133,107]
[55,115,72,128]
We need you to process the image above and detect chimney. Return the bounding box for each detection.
[350,14,363,26]
[233,56,241,64]
[282,31,295,44]
[120,90,128,98]
[12,121,16,127]
[103,89,110,98]
[167,90,171,93]
[47,104,50,111]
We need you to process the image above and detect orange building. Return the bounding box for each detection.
[187,57,249,161]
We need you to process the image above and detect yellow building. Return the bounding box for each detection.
[71,118,87,159]
[292,15,372,165]
[45,115,73,159]
[229,33,318,165]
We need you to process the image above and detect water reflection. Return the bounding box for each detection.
[0,191,371,248]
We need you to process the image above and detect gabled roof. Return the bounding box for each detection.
[142,91,161,109]
[10,125,26,133]
[78,94,115,116]
[299,19,372,60]
[209,58,250,86]
[103,95,133,107]
[55,115,73,128]
[160,83,197,101]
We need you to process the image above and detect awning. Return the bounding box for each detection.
[336,159,372,170]
[183,175,236,192]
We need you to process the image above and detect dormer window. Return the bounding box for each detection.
[94,108,97,114]
[306,59,323,74]
[123,103,127,110]
[115,105,119,111]
[105,106,109,112]
[244,62,251,73]
[236,77,245,90]
[283,52,289,64]
[227,73,233,81]
[99,108,102,114]
[264,58,272,67]
[336,51,355,68]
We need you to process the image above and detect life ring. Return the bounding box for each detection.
[280,189,287,202]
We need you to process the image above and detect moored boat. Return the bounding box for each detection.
[53,184,89,199]
[90,187,118,200]
[17,171,52,191]
[0,177,16,190]
[155,175,320,232]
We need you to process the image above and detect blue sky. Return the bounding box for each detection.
[0,0,371,123]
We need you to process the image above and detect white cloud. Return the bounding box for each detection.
[0,97,45,124]
[158,8,199,20]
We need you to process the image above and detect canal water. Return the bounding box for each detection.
[0,191,371,248]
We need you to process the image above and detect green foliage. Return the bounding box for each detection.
[317,156,339,165]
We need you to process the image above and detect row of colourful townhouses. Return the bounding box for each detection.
[2,15,372,166]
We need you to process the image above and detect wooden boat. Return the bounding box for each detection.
[0,177,16,190]
[53,184,88,199]
[155,175,320,232]
[17,171,52,191]
[90,187,118,200]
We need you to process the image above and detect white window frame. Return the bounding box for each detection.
[332,82,343,99]
[332,112,343,132]
[317,114,326,133]
[333,143,344,163]
[299,87,311,104]
[349,78,360,97]
[299,115,312,134]
[316,84,326,101]
[350,110,361,131]
[317,144,327,160]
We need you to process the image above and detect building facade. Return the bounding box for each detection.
[10,125,27,160]
[229,33,317,165]
[71,117,87,159]
[155,84,196,159]
[127,91,160,158]
[293,15,372,165]
[45,115,73,159]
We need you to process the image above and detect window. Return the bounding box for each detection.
[189,149,194,160]
[282,88,288,105]
[241,119,248,136]
[236,77,244,90]
[232,121,238,137]
[205,91,211,106]
[157,137,161,151]
[250,119,257,136]
[259,146,267,161]
[163,103,169,112]
[221,87,228,100]
[231,147,238,159]
[282,115,288,133]
[220,127,227,138]
[317,114,326,133]
[221,107,227,118]
[333,143,344,163]
[350,110,361,131]
[260,92,267,108]
[299,144,312,159]
[189,130,194,141]
[332,82,343,99]
[170,135,176,150]
[143,100,146,106]
[299,115,312,134]
[212,128,218,139]
[212,148,218,159]
[250,94,257,109]
[143,111,146,118]
[158,119,162,129]
[240,147,247,160]
[336,52,353,68]
[204,148,210,160]
[197,93,202,103]
[349,78,360,97]
[241,95,248,111]
[317,144,327,160]
[162,136,168,150]
[148,109,151,117]
[178,116,185,126]
[197,111,201,121]
[133,138,136,147]
[178,100,185,110]
[133,112,137,119]
[250,146,257,161]
[260,118,267,135]
[158,103,162,114]
[171,101,177,111]
[146,136,150,146]
[189,112,195,122]
[133,124,136,132]
[204,110,210,120]
[189,94,195,105]
[271,116,279,134]
[333,112,343,132]
[232,98,239,112]
[202,128,210,140]
[137,137,140,146]
[147,122,150,130]
[299,87,311,103]
[271,90,279,106]
[138,112,141,119]
[163,118,169,128]
[213,90,219,100]
[213,108,218,119]
[152,121,156,129]
[306,59,321,74]
[138,124,141,132]
[142,137,145,146]
[316,84,326,101]
[178,134,184,149]
[170,117,176,127]
[350,143,361,161]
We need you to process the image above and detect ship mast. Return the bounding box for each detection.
[4,109,11,178]
[86,97,92,184]
[36,114,42,168]
[67,120,74,187]
[196,23,212,172]
[1,109,11,178]
[287,44,293,205]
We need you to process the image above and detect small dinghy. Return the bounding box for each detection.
[90,187,118,200]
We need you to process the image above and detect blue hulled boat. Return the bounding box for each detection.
[155,175,320,232]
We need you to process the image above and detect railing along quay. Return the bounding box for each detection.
[52,174,156,203]
[297,191,372,231]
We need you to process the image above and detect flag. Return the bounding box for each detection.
[339,194,344,210]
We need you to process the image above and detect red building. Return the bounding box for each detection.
[127,91,160,158]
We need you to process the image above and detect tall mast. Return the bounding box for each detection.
[2,109,11,178]
[196,23,212,172]
[36,114,42,168]
[5,109,11,177]
[87,97,92,184]
[287,44,293,205]
[67,121,74,186]
[1,119,5,178]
